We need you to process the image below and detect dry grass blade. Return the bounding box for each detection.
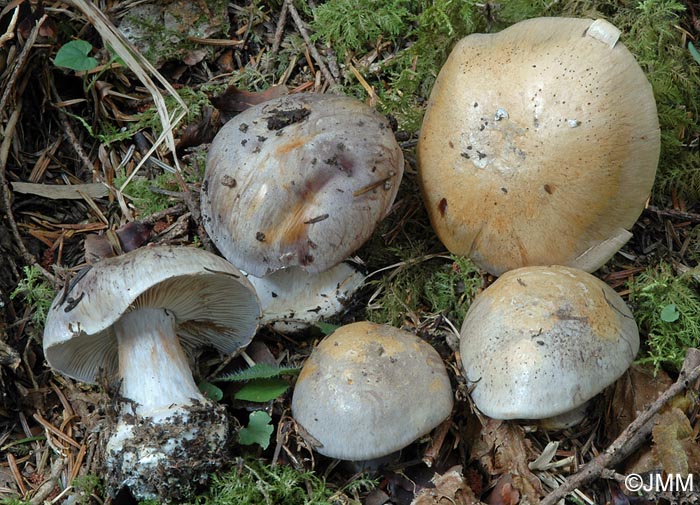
[63,0,187,193]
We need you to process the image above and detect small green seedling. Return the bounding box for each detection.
[210,363,300,449]
[689,41,700,65]
[238,411,274,449]
[660,303,680,323]
[212,363,300,403]
[54,40,99,71]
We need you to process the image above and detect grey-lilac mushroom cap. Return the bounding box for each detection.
[292,321,453,461]
[417,17,660,276]
[201,92,404,277]
[459,265,639,422]
[247,262,365,332]
[43,245,261,383]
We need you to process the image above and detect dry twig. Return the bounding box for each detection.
[286,2,336,87]
[540,353,700,505]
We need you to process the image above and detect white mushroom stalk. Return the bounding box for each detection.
[42,246,261,501]
[105,307,228,496]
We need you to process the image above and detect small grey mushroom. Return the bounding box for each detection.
[459,265,639,429]
[247,262,365,332]
[42,245,261,501]
[418,17,660,275]
[201,92,404,277]
[292,321,453,461]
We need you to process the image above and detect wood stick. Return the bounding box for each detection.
[540,359,700,505]
[287,2,336,87]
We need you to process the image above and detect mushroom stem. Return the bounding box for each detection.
[105,307,229,499]
[116,307,202,416]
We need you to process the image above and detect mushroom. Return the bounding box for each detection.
[247,262,365,332]
[459,265,639,428]
[42,245,261,500]
[292,321,453,461]
[417,17,660,276]
[201,92,404,278]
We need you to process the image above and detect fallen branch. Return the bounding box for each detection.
[645,205,700,224]
[286,2,336,87]
[540,350,700,505]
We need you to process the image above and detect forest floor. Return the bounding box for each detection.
[1,1,700,504]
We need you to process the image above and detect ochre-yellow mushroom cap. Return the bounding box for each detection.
[418,17,660,276]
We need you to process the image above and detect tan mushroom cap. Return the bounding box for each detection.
[459,265,639,421]
[201,93,404,277]
[417,17,660,276]
[292,321,453,461]
[43,245,261,383]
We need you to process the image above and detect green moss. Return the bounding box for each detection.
[114,172,178,216]
[628,262,700,371]
[189,458,372,504]
[10,265,56,332]
[71,475,104,505]
[366,253,482,327]
[310,0,413,59]
[423,255,482,324]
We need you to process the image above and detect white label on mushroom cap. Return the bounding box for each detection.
[586,19,621,48]
[567,119,581,128]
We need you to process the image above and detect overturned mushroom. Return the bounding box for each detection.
[42,245,261,500]
[292,321,453,461]
[247,262,365,332]
[418,17,659,275]
[459,265,639,428]
[201,92,404,277]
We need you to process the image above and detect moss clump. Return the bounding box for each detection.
[10,265,55,331]
[190,458,373,505]
[366,253,482,327]
[114,172,179,216]
[628,262,700,371]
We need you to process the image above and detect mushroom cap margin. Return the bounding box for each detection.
[42,245,261,383]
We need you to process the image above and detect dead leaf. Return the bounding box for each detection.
[210,84,289,121]
[652,407,700,474]
[84,221,153,263]
[606,365,673,440]
[486,474,519,505]
[470,419,542,504]
[11,182,108,200]
[411,466,484,505]
[176,106,218,154]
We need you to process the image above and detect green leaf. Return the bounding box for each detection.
[55,40,99,71]
[213,363,299,382]
[660,303,680,323]
[314,321,339,335]
[689,42,700,65]
[234,378,290,402]
[238,411,274,449]
[198,380,223,402]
